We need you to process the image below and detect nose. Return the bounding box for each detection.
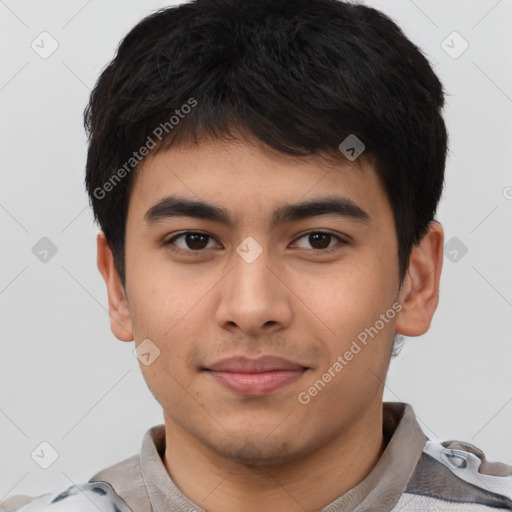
[215,244,293,336]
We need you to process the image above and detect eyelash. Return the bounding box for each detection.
[163,230,348,255]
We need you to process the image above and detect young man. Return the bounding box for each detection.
[2,0,511,511]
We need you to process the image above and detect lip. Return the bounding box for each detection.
[202,356,310,397]
[205,355,308,373]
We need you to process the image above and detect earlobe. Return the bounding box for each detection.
[395,221,444,337]
[96,231,134,342]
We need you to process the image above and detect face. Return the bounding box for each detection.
[110,136,406,466]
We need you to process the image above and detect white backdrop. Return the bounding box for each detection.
[1,0,511,499]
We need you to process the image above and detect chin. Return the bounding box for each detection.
[212,439,299,467]
[202,427,316,468]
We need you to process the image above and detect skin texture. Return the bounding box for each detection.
[97,135,443,512]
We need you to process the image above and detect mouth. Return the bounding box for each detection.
[201,355,311,397]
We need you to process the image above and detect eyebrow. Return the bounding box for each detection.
[143,194,371,229]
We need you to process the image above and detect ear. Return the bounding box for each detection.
[395,221,444,337]
[96,231,134,342]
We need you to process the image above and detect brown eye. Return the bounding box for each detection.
[292,231,346,251]
[307,233,332,249]
[165,232,217,252]
[182,233,210,250]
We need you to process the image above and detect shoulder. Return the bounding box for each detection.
[1,451,144,512]
[395,438,512,511]
[0,481,133,512]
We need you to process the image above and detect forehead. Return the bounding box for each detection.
[126,137,390,229]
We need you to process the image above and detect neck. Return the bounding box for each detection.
[163,400,387,512]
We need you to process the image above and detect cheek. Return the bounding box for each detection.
[292,255,398,381]
[296,257,389,331]
[134,319,196,409]
[127,278,193,377]
[128,258,210,329]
